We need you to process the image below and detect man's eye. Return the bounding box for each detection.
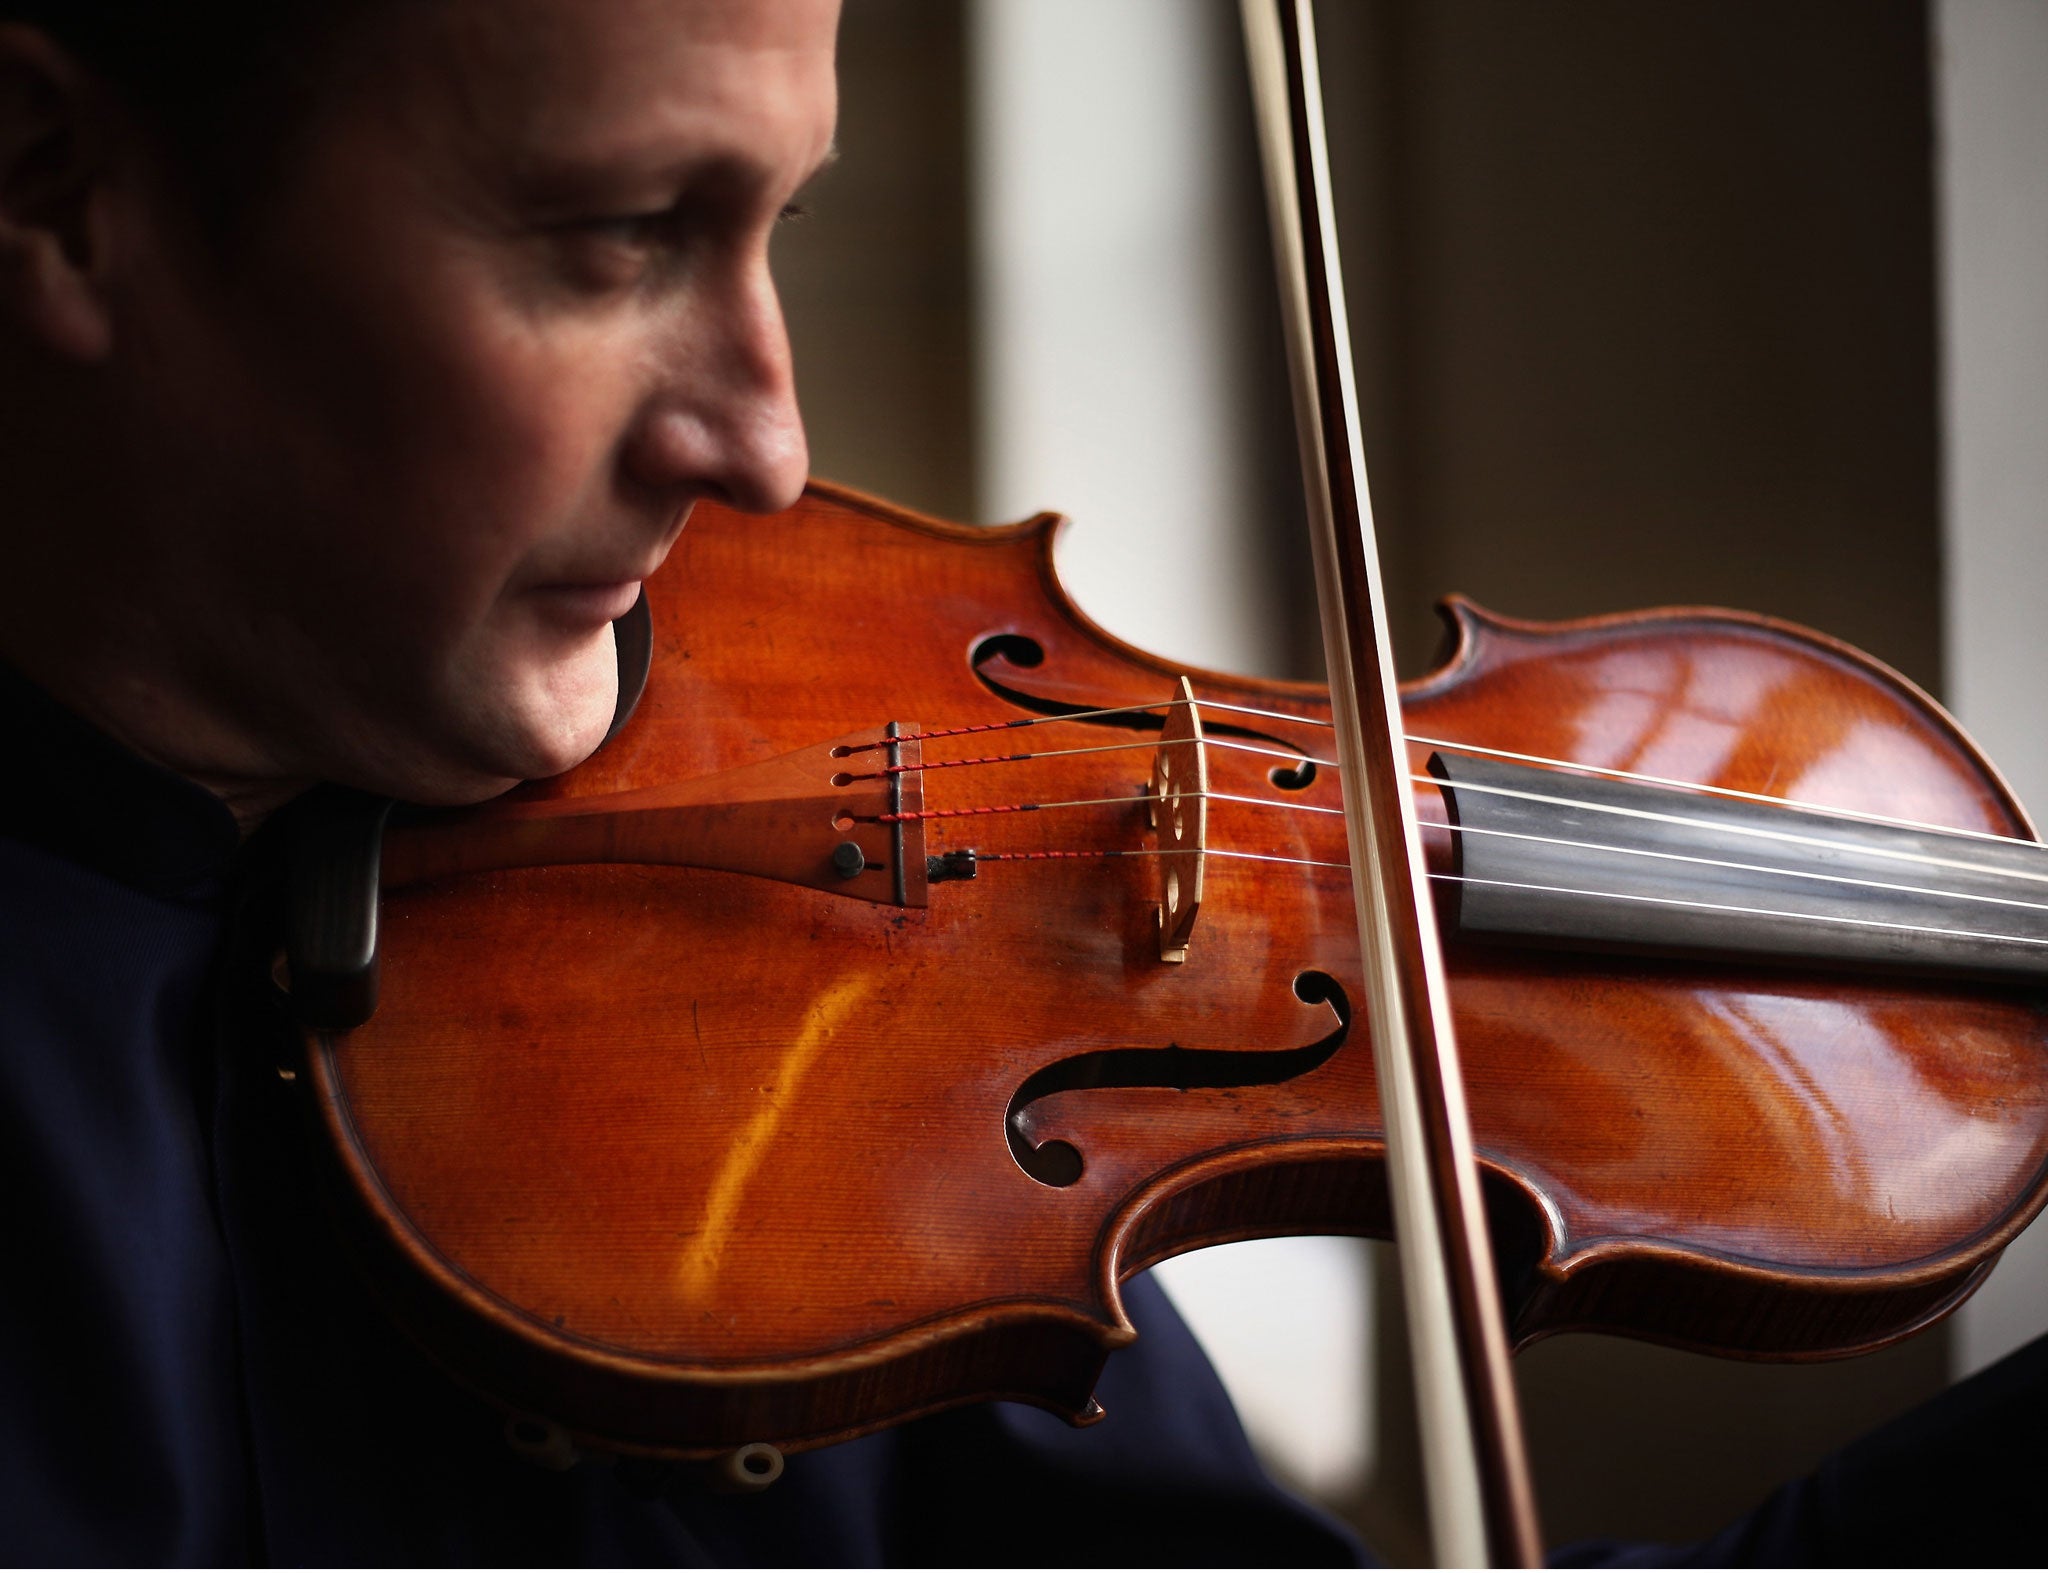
[585,211,670,246]
[547,193,793,295]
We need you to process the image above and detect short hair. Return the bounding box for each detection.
[3,2,400,223]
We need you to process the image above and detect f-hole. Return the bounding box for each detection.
[1005,971,1351,1187]
[972,632,1047,675]
[968,634,1326,766]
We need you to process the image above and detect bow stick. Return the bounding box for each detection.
[1238,2,1543,1563]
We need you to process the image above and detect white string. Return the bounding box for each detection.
[1207,789,1344,816]
[874,734,1334,776]
[886,695,2039,851]
[917,784,2047,918]
[1417,774,2048,889]
[963,844,2048,949]
[1432,873,2048,951]
[1209,737,1338,767]
[1440,820,2048,919]
[1406,733,2042,850]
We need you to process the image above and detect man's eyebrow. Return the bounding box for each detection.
[499,139,838,216]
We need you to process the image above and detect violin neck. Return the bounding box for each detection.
[1432,751,2048,982]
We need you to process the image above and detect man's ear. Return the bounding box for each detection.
[0,25,115,362]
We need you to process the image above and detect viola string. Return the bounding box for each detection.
[836,737,1163,779]
[947,843,2048,948]
[918,784,2048,928]
[859,791,1134,824]
[1413,774,2048,889]
[833,708,1157,753]
[860,787,1345,826]
[887,769,2047,893]
[968,846,1351,871]
[841,696,2048,930]
[1405,733,2045,850]
[832,696,1337,755]
[1430,874,2048,951]
[1198,789,1343,815]
[840,695,2041,850]
[1213,699,2034,851]
[1210,737,1338,766]
[1435,820,2048,918]
[882,775,2046,913]
[841,734,1334,781]
[952,820,2048,922]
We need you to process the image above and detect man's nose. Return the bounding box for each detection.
[623,269,810,514]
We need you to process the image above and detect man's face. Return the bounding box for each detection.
[115,0,839,804]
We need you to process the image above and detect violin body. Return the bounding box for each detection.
[301,482,2048,1456]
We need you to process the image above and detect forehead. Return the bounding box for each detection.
[375,0,841,186]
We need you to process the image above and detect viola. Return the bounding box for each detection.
[283,479,2048,1474]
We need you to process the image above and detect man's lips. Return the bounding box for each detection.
[530,579,644,628]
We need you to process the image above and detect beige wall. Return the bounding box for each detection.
[1936,0,2048,1383]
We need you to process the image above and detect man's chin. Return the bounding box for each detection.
[386,724,598,807]
[351,641,621,804]
[450,703,616,798]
